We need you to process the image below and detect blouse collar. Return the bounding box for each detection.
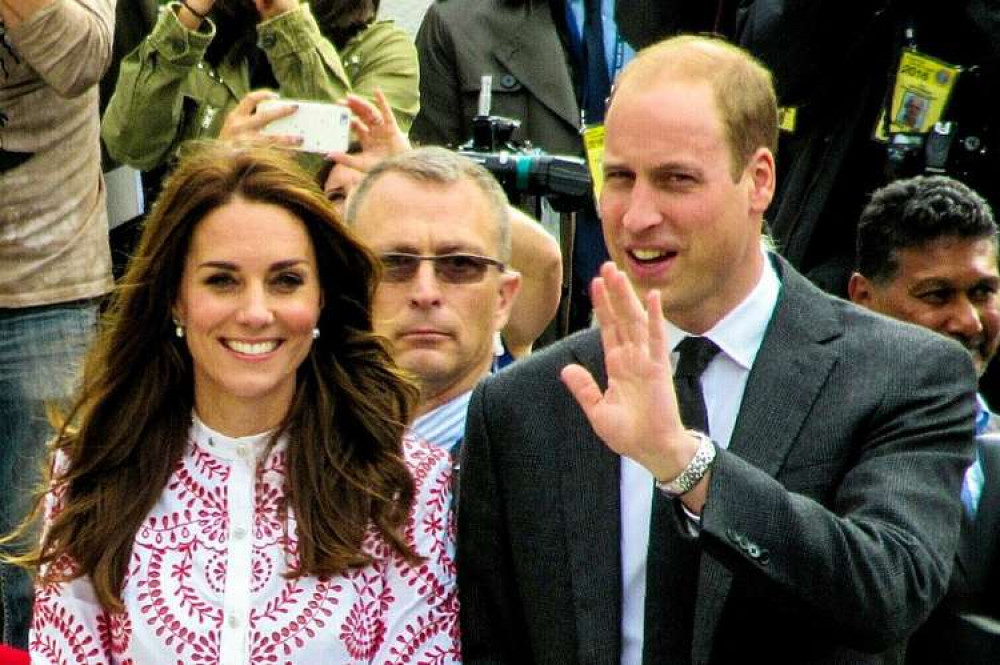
[190,412,280,462]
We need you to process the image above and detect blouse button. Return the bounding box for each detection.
[232,526,248,540]
[228,614,241,628]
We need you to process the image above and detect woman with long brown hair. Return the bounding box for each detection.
[11,141,459,663]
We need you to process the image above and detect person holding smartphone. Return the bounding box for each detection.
[101,0,417,174]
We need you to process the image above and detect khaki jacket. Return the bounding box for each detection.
[102,3,418,171]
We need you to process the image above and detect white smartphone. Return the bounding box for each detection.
[258,99,352,154]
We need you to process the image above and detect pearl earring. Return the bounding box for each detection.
[312,327,320,340]
[173,320,185,339]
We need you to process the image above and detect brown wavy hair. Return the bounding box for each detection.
[7,141,419,611]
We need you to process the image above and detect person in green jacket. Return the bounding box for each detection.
[102,0,418,172]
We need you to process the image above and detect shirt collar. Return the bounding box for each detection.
[976,393,992,435]
[411,389,474,454]
[665,249,781,371]
[191,412,280,462]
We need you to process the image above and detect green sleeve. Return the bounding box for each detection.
[101,4,214,171]
[339,21,420,133]
[260,10,419,132]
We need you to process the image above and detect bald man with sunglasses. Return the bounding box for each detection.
[345,147,523,455]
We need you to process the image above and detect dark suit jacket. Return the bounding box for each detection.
[457,256,978,664]
[410,0,678,154]
[410,0,583,155]
[954,433,1000,614]
[906,434,1000,664]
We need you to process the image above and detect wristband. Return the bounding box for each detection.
[654,430,716,498]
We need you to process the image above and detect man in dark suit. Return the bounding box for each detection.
[457,35,978,664]
[848,175,1000,662]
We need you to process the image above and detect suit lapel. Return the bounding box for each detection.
[727,259,841,474]
[485,7,580,129]
[692,257,843,665]
[562,331,623,661]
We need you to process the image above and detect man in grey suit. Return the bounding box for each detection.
[457,35,978,664]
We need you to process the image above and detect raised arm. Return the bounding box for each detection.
[504,208,562,357]
[101,5,215,170]
[264,5,419,132]
[1,0,114,97]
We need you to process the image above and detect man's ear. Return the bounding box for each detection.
[745,147,776,216]
[847,272,873,305]
[493,270,523,332]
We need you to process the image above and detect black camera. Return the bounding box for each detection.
[457,79,592,212]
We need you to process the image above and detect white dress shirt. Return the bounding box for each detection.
[619,256,781,665]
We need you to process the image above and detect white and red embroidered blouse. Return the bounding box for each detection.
[30,416,460,664]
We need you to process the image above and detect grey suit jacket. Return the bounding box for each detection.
[457,256,977,665]
[410,0,583,155]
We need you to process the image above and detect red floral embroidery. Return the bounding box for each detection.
[31,435,459,664]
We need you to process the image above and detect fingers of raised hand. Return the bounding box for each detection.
[252,102,297,128]
[646,289,669,364]
[239,89,278,111]
[560,363,603,414]
[591,277,623,361]
[593,262,647,348]
[325,150,372,173]
[349,117,373,142]
[373,89,400,131]
[261,133,303,148]
[343,94,382,127]
[605,263,648,344]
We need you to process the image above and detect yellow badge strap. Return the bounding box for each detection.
[875,48,961,141]
[778,107,798,134]
[582,124,606,202]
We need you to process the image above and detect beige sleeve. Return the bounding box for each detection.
[5,0,115,97]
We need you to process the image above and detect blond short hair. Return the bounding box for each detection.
[612,35,778,180]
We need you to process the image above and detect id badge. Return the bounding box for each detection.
[875,48,960,141]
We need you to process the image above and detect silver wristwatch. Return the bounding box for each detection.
[655,430,717,498]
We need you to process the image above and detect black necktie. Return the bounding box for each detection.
[581,0,611,124]
[672,336,721,434]
[642,336,720,664]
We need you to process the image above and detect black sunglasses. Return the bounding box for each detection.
[379,252,506,284]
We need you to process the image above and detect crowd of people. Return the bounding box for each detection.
[1,1,998,663]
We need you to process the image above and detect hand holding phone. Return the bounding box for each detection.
[220,90,301,148]
[258,99,352,154]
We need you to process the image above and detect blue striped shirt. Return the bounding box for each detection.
[410,390,474,456]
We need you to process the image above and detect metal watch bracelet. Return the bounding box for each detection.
[655,430,716,498]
